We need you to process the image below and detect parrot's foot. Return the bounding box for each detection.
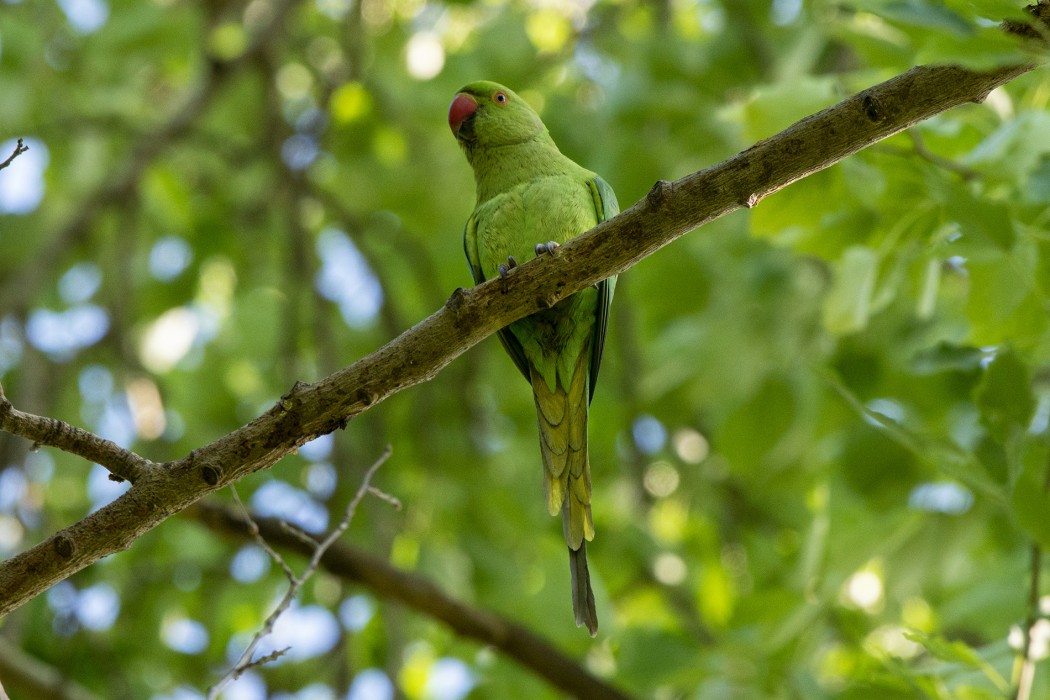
[498,255,518,279]
[535,241,560,257]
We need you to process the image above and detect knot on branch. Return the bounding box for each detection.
[536,293,559,310]
[861,92,885,123]
[446,286,468,310]
[279,381,312,409]
[646,180,673,208]
[53,535,75,559]
[201,464,221,486]
[356,388,379,408]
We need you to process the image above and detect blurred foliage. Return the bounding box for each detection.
[1,0,1050,698]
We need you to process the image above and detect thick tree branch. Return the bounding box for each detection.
[0,33,1046,616]
[190,500,634,700]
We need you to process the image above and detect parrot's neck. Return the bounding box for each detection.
[468,135,576,204]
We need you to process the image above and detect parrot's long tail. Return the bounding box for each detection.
[531,352,598,635]
[567,528,598,636]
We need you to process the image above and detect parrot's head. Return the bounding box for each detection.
[448,81,546,150]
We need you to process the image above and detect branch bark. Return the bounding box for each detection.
[0,25,1046,617]
[0,383,152,483]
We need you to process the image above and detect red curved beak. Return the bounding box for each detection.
[448,93,478,137]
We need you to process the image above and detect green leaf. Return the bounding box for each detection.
[947,188,1015,252]
[910,341,983,375]
[876,1,975,35]
[739,75,837,144]
[973,346,1035,443]
[903,631,1010,692]
[904,630,984,666]
[1011,466,1050,550]
[964,111,1050,183]
[965,244,1048,344]
[823,246,879,334]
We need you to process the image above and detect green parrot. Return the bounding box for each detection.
[448,81,617,636]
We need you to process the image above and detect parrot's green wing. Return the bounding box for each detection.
[464,175,618,401]
[587,175,618,403]
[464,213,532,379]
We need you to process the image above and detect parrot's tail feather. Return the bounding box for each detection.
[569,542,598,637]
[531,353,594,538]
[532,349,597,633]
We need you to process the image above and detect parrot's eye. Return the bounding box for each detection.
[492,91,509,105]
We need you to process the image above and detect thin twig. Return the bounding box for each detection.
[0,138,27,171]
[230,485,295,581]
[206,446,393,698]
[278,520,325,549]
[1017,542,1041,699]
[1014,452,1050,700]
[875,129,981,181]
[908,129,982,181]
[191,497,637,700]
[366,485,402,510]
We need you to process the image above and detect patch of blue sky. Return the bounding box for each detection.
[250,480,328,532]
[0,138,47,214]
[26,305,109,359]
[57,0,108,33]
[314,228,383,328]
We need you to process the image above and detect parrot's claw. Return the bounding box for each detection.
[535,241,560,257]
[498,255,518,279]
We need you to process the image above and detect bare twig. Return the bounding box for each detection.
[906,129,982,180]
[0,138,27,171]
[1016,541,1041,700]
[878,128,982,180]
[1014,451,1050,700]
[366,485,402,510]
[206,446,393,698]
[230,485,295,580]
[191,495,636,700]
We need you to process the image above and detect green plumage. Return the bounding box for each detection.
[450,81,617,636]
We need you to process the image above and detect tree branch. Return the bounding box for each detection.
[190,499,635,700]
[0,138,28,171]
[0,29,1046,616]
[0,382,152,483]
